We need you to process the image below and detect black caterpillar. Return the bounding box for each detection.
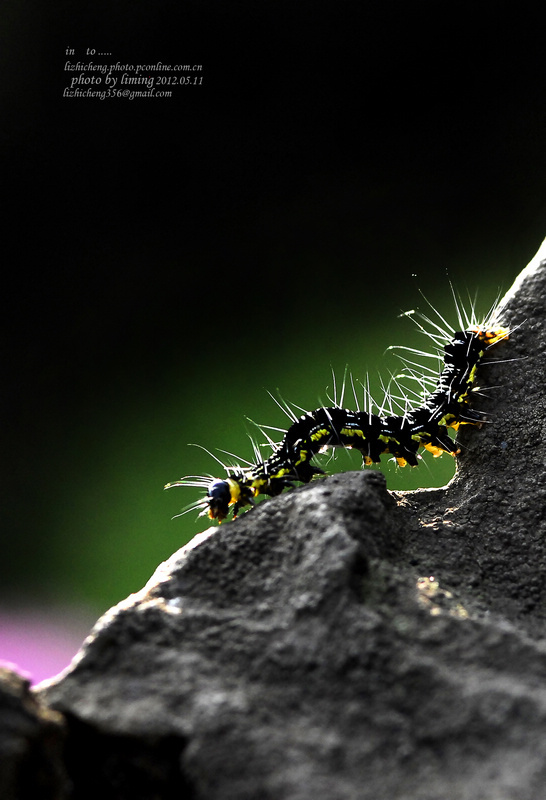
[166,297,509,522]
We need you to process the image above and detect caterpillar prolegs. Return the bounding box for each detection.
[166,296,509,522]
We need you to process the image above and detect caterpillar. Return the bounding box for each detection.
[166,293,509,522]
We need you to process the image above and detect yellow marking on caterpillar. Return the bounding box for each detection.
[227,477,245,504]
[423,442,456,458]
[466,362,479,387]
[295,449,310,466]
[340,427,365,439]
[248,477,270,493]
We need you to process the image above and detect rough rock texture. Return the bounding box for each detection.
[36,240,546,799]
[0,666,68,799]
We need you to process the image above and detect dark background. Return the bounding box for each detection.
[2,1,545,613]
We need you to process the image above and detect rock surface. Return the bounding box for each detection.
[34,240,546,799]
[0,666,68,800]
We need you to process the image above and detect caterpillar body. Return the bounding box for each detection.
[166,297,509,522]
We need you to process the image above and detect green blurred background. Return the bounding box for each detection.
[2,0,545,639]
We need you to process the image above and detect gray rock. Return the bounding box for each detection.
[38,240,546,799]
[0,666,68,800]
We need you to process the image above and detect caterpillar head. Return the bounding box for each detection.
[165,475,235,522]
[166,472,255,522]
[205,478,233,521]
